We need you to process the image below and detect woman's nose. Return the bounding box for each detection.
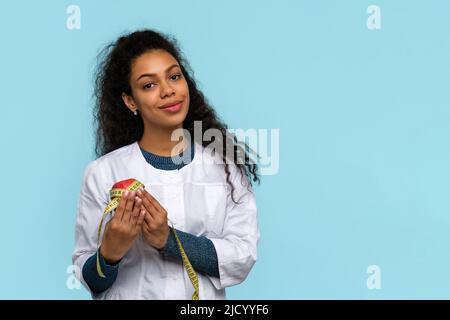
[160,81,175,98]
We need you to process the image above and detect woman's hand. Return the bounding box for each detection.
[100,190,145,264]
[136,188,170,250]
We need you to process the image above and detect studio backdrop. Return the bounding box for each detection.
[0,0,449,299]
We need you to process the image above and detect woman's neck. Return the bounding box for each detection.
[138,124,188,157]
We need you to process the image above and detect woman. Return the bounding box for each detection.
[72,29,260,300]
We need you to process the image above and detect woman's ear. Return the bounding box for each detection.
[122,92,137,113]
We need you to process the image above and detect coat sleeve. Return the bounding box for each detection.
[72,160,110,297]
[207,164,260,290]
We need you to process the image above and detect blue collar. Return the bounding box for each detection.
[139,142,195,171]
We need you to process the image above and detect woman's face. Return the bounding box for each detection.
[122,49,190,130]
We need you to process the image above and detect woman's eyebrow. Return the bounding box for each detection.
[136,64,180,82]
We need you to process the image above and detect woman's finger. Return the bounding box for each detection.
[142,189,164,213]
[122,191,135,223]
[142,215,150,234]
[137,188,162,213]
[143,210,157,231]
[130,196,142,227]
[114,191,128,222]
[138,190,159,220]
[134,209,146,233]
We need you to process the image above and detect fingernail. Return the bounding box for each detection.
[124,191,129,197]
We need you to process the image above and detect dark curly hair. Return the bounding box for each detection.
[92,28,260,203]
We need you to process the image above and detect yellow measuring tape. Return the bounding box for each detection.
[169,223,199,300]
[96,178,199,300]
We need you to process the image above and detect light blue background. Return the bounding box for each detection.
[1,0,449,299]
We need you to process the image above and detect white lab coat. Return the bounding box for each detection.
[72,141,260,299]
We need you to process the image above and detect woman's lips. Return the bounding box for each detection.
[160,102,182,113]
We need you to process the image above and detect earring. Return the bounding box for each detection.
[133,110,138,116]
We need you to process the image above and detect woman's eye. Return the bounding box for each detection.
[143,83,155,89]
[171,74,182,80]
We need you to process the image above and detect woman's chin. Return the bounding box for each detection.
[161,113,187,129]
